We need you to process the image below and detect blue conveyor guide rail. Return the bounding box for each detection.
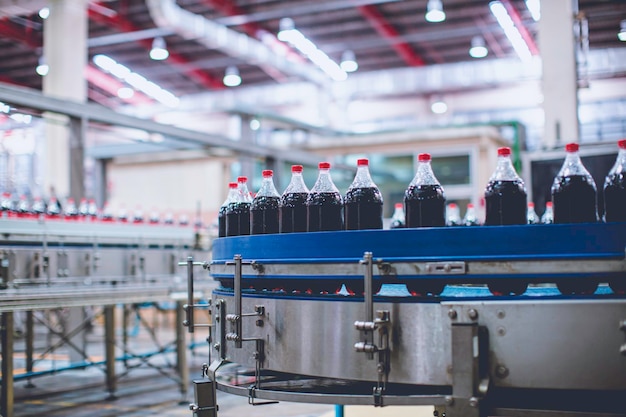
[209,222,626,296]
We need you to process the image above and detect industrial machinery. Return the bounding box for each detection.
[0,217,211,417]
[185,223,626,417]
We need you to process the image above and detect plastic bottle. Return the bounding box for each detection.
[251,170,281,234]
[446,203,461,226]
[541,201,554,224]
[484,147,527,225]
[1,192,13,217]
[32,196,46,219]
[78,198,89,218]
[226,176,252,236]
[463,203,480,226]
[603,139,626,222]
[389,203,405,229]
[101,203,115,222]
[149,208,161,224]
[404,153,446,227]
[280,165,309,233]
[344,158,383,230]
[218,182,238,237]
[64,198,79,220]
[46,196,62,219]
[527,202,539,224]
[87,199,98,220]
[551,142,598,223]
[307,162,343,232]
[17,195,31,218]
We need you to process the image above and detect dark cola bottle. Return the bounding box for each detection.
[218,182,238,237]
[552,143,598,223]
[251,170,281,234]
[226,176,252,236]
[404,153,446,227]
[344,158,383,230]
[604,139,626,222]
[307,162,343,232]
[390,203,405,229]
[280,165,309,233]
[484,147,527,225]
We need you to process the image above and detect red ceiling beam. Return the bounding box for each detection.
[88,8,224,90]
[358,5,425,67]
[0,19,41,49]
[500,0,539,55]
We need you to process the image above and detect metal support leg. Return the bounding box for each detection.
[25,310,35,388]
[104,305,117,400]
[190,379,218,417]
[446,323,482,417]
[177,301,189,404]
[1,312,15,417]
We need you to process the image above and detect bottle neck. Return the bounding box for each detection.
[283,172,309,194]
[392,205,404,219]
[350,165,377,189]
[311,169,340,194]
[558,152,592,178]
[490,155,522,182]
[411,161,440,186]
[256,177,280,198]
[609,149,626,175]
[223,188,238,206]
[238,183,252,203]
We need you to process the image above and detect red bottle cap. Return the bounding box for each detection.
[565,143,579,152]
[546,201,553,208]
[319,162,331,169]
[497,147,511,156]
[262,170,273,177]
[618,139,626,149]
[528,202,535,208]
[228,182,238,188]
[467,203,474,208]
[418,153,431,162]
[395,203,403,209]
[357,158,369,166]
[237,176,247,182]
[292,165,303,173]
[448,203,457,208]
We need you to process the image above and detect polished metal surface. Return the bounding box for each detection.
[211,290,626,391]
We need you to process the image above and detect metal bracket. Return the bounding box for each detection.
[178,256,211,334]
[354,252,391,406]
[425,261,466,274]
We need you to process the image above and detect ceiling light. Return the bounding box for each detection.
[340,50,358,72]
[117,87,135,99]
[277,19,347,81]
[38,7,50,19]
[489,1,533,63]
[36,56,49,76]
[425,0,446,23]
[223,66,242,87]
[469,36,488,58]
[619,20,626,42]
[93,54,179,107]
[525,0,540,22]
[149,37,169,60]
[431,99,448,114]
[277,18,296,42]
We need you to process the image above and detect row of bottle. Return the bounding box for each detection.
[220,138,626,237]
[0,194,194,226]
[389,200,555,228]
[218,159,384,237]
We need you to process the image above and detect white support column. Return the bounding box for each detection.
[539,0,579,149]
[41,0,88,200]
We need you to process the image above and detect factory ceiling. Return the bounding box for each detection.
[0,0,625,109]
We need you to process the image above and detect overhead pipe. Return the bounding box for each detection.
[146,0,329,87]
